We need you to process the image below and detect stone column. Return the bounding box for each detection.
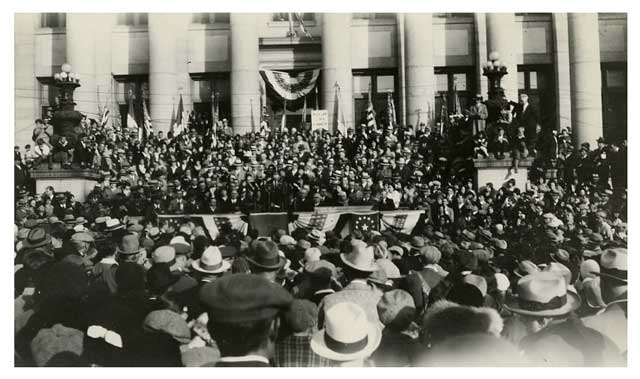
[322,13,353,133]
[486,13,521,102]
[404,13,435,129]
[15,13,39,149]
[66,13,98,118]
[568,13,603,146]
[474,13,489,98]
[149,14,179,133]
[230,13,260,134]
[552,13,572,132]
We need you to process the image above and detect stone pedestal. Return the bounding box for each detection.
[473,157,534,190]
[31,168,100,202]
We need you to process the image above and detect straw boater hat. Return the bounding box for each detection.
[105,218,124,232]
[192,246,231,274]
[310,302,382,361]
[340,244,379,272]
[504,271,581,317]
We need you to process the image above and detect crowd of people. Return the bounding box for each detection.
[14,92,627,367]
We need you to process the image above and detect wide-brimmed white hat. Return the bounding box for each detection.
[504,272,581,317]
[191,246,230,274]
[340,244,378,272]
[311,302,381,361]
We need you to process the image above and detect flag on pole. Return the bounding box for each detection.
[170,100,177,134]
[172,94,186,136]
[126,91,138,131]
[366,82,376,129]
[212,92,219,143]
[453,83,462,115]
[387,92,396,129]
[301,96,307,129]
[295,13,312,38]
[281,99,287,130]
[335,83,347,134]
[287,13,296,37]
[142,97,152,140]
[99,105,110,129]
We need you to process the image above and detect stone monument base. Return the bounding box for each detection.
[473,155,534,191]
[31,165,100,202]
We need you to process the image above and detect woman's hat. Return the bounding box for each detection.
[192,246,231,274]
[340,244,379,272]
[504,272,581,317]
[310,302,382,361]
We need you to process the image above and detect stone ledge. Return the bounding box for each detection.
[473,157,534,169]
[30,168,101,180]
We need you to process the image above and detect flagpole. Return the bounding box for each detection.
[281,99,287,131]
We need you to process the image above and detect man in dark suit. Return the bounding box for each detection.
[199,274,293,367]
[513,93,539,152]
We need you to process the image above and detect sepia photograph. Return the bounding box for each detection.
[11,8,628,368]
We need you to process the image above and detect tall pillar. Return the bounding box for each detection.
[149,14,179,133]
[15,13,39,149]
[568,13,603,146]
[486,13,521,102]
[474,13,489,98]
[404,13,435,129]
[552,13,572,131]
[322,13,353,133]
[230,14,260,134]
[66,14,98,118]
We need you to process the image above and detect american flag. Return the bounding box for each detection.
[99,106,110,129]
[387,92,396,129]
[366,82,376,129]
[352,212,379,233]
[141,98,152,141]
[126,90,138,131]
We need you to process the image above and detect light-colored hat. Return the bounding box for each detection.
[513,260,540,278]
[152,246,176,264]
[279,235,296,246]
[71,232,94,243]
[300,247,322,267]
[463,274,488,298]
[543,262,572,287]
[504,272,581,317]
[580,259,600,280]
[310,302,382,361]
[192,246,230,274]
[375,259,402,279]
[340,244,379,272]
[494,273,510,292]
[592,248,627,283]
[308,229,325,243]
[105,218,124,232]
[170,236,192,255]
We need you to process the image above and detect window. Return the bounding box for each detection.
[433,68,475,124]
[264,70,319,131]
[117,13,148,27]
[192,13,230,24]
[191,74,231,126]
[272,13,314,22]
[601,64,627,142]
[352,13,395,21]
[38,79,60,119]
[352,70,398,127]
[114,76,149,128]
[40,13,66,28]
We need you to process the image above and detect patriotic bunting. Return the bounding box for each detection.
[351,212,380,234]
[289,212,341,233]
[380,210,424,234]
[261,69,320,101]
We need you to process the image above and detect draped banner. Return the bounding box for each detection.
[289,212,342,233]
[261,69,320,101]
[380,210,425,234]
[157,214,248,238]
[145,209,423,238]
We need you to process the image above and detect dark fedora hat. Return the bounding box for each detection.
[246,240,285,271]
[22,227,52,249]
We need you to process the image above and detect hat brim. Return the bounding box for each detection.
[310,323,381,362]
[21,235,52,249]
[590,270,628,284]
[105,225,125,232]
[191,259,231,274]
[246,256,286,271]
[503,291,581,317]
[340,253,379,273]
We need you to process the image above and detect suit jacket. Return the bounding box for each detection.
[513,103,538,143]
